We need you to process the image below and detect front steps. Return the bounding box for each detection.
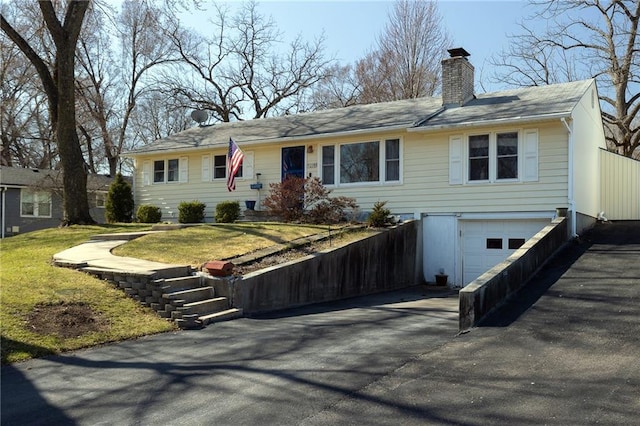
[82,268,242,329]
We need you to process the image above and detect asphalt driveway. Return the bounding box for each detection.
[1,287,459,425]
[2,221,639,425]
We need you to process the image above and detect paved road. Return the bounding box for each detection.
[2,221,639,425]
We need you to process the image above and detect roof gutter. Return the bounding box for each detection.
[406,112,572,134]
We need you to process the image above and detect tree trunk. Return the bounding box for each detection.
[56,36,94,224]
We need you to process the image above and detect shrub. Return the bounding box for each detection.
[263,176,306,222]
[105,173,134,223]
[178,200,206,223]
[136,204,162,223]
[263,177,358,224]
[367,201,394,227]
[215,200,240,223]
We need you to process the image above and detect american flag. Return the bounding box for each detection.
[227,138,244,191]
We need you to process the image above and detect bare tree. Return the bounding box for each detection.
[2,0,94,225]
[308,63,360,110]
[490,0,640,158]
[355,0,451,103]
[163,1,331,122]
[1,2,57,168]
[75,0,178,176]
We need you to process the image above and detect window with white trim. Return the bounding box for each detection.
[96,192,106,208]
[496,132,518,179]
[153,160,165,183]
[321,138,401,186]
[449,129,538,185]
[214,155,226,179]
[322,146,335,185]
[212,154,243,180]
[167,159,179,182]
[385,139,400,181]
[468,134,489,181]
[21,189,52,217]
[152,157,188,184]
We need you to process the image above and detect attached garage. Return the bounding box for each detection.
[423,215,551,287]
[460,219,550,284]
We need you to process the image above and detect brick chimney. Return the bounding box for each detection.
[441,47,474,107]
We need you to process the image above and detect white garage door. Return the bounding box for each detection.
[461,219,549,285]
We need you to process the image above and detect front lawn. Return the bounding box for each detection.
[113,223,333,267]
[1,222,335,364]
[0,224,174,364]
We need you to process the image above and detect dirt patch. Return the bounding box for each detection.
[233,244,319,275]
[26,302,109,338]
[232,230,374,276]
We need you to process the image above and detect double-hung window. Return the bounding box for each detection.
[167,159,179,182]
[468,132,519,182]
[21,190,52,217]
[450,129,537,185]
[214,155,226,179]
[496,132,518,179]
[385,139,400,181]
[150,157,187,184]
[322,146,335,185]
[153,160,165,183]
[321,138,401,186]
[212,154,243,179]
[468,135,490,181]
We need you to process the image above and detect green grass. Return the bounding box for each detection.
[1,224,175,364]
[1,222,334,364]
[113,223,332,267]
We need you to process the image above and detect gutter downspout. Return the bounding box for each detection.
[561,117,577,237]
[1,186,6,239]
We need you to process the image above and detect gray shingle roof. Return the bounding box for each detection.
[126,96,443,155]
[418,80,592,129]
[126,79,593,156]
[0,166,118,190]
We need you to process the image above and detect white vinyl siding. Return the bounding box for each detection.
[449,135,463,185]
[523,129,539,182]
[132,122,567,221]
[600,149,640,220]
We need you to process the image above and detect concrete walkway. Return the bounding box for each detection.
[52,231,190,276]
[3,221,639,425]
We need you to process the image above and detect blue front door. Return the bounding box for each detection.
[281,146,305,181]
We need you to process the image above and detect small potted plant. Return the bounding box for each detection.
[435,268,448,286]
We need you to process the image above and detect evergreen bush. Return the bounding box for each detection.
[178,200,206,223]
[367,201,394,227]
[136,204,162,223]
[105,173,134,223]
[215,200,240,223]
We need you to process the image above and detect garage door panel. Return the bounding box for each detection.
[462,219,549,285]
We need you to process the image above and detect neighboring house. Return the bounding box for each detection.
[125,48,614,287]
[0,166,116,237]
